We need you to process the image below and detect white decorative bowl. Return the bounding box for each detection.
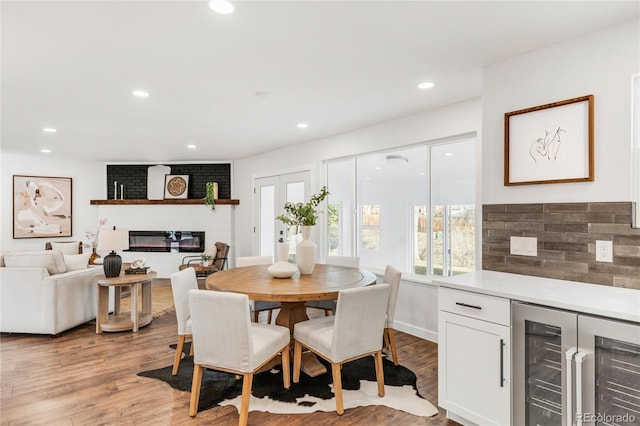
[267,262,298,279]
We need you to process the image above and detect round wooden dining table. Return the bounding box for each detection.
[206,263,377,376]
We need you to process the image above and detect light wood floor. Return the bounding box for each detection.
[1,287,459,425]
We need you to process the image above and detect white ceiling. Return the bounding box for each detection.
[2,1,638,162]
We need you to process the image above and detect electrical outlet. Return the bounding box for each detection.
[595,240,613,262]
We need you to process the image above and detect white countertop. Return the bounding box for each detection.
[434,271,640,324]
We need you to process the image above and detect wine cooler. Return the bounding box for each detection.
[513,302,640,426]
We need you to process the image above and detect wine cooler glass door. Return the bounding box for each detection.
[513,302,578,426]
[576,315,640,426]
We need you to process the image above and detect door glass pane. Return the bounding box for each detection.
[450,205,476,275]
[431,205,444,275]
[431,139,475,276]
[285,181,305,254]
[414,206,427,275]
[259,185,275,257]
[524,320,563,425]
[327,159,354,256]
[356,146,427,271]
[594,336,640,425]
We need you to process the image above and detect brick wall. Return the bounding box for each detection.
[106,163,231,199]
[482,202,640,289]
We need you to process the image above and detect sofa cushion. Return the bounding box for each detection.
[3,250,67,275]
[51,241,81,255]
[63,253,91,271]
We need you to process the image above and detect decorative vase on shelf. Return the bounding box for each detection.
[268,242,298,278]
[88,248,100,265]
[296,225,317,274]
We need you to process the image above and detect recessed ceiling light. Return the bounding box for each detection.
[419,172,425,176]
[417,82,435,90]
[255,91,270,98]
[445,152,454,157]
[132,90,149,97]
[42,127,57,133]
[209,0,234,14]
[297,123,308,129]
[187,144,197,149]
[40,149,51,154]
[375,166,382,170]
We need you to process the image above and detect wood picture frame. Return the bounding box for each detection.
[13,175,72,238]
[164,174,189,199]
[504,95,594,186]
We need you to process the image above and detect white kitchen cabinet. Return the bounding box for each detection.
[438,287,511,425]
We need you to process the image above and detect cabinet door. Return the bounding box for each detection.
[438,311,510,425]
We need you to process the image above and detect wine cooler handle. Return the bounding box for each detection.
[575,351,590,426]
[565,348,577,426]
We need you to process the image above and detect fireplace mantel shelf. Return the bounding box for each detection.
[90,199,239,205]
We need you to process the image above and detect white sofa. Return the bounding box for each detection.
[0,250,109,335]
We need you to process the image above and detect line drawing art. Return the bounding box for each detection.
[529,126,565,162]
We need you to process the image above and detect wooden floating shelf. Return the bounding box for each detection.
[90,199,239,205]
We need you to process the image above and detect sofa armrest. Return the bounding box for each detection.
[42,268,104,333]
[0,267,51,333]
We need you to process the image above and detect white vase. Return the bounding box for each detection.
[267,242,298,278]
[296,225,317,274]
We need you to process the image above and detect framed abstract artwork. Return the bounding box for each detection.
[13,175,72,238]
[504,95,594,186]
[164,174,189,199]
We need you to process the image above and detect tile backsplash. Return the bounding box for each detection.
[482,202,640,290]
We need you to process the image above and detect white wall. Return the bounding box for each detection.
[1,151,104,252]
[482,20,640,204]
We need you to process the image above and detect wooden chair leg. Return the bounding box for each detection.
[386,328,399,366]
[172,335,185,375]
[239,373,253,426]
[374,350,385,397]
[281,346,291,389]
[189,335,194,356]
[331,362,344,415]
[267,309,273,324]
[253,310,259,322]
[293,341,303,383]
[188,364,203,417]
[323,309,330,316]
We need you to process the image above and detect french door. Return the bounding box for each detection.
[254,171,310,259]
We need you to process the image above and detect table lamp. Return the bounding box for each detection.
[98,227,129,277]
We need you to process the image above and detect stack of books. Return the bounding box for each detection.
[125,266,151,274]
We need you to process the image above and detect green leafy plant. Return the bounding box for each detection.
[204,182,216,212]
[201,253,213,262]
[276,186,329,231]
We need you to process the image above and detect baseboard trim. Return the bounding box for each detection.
[394,320,438,343]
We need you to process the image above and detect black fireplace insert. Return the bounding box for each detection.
[126,230,205,253]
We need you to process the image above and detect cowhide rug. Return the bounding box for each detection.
[137,343,438,417]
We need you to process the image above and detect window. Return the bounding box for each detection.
[326,136,476,277]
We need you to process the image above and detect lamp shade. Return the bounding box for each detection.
[98,228,129,252]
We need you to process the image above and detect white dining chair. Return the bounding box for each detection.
[306,256,360,316]
[293,283,390,415]
[381,264,402,365]
[187,289,290,424]
[236,255,280,323]
[169,267,198,375]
